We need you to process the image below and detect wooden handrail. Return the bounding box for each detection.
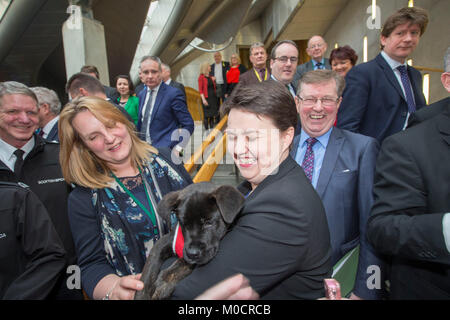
[193,133,227,183]
[184,114,228,173]
[185,86,204,122]
[414,66,444,73]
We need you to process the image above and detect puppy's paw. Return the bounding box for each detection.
[151,281,174,300]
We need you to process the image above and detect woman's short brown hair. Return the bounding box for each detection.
[329,45,358,66]
[220,81,297,132]
[59,96,158,188]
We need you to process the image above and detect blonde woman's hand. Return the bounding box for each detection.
[95,273,144,300]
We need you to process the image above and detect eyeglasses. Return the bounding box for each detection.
[274,56,298,63]
[297,96,339,106]
[308,43,324,49]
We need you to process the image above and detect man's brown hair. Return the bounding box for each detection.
[380,7,429,49]
[80,65,100,79]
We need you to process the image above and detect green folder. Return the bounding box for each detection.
[332,245,360,298]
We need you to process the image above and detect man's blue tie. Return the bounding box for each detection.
[140,89,153,141]
[315,62,323,70]
[301,137,318,182]
[397,65,416,113]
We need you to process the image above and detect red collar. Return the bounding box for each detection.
[172,223,184,258]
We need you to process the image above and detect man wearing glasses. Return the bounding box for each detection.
[293,36,331,88]
[290,70,385,300]
[269,40,299,97]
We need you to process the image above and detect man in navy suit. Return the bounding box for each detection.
[337,7,429,143]
[137,56,194,151]
[30,86,61,142]
[291,70,384,299]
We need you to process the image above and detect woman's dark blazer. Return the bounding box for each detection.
[172,156,332,299]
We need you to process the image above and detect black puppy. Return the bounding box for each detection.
[135,182,245,300]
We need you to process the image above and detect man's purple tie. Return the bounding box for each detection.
[397,65,416,113]
[259,68,266,81]
[301,137,318,182]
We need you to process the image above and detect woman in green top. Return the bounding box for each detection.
[115,74,139,126]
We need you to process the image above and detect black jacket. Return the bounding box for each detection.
[0,135,76,266]
[0,181,66,299]
[172,156,331,299]
[210,60,230,97]
[367,105,450,299]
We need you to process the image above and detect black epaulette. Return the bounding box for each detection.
[0,181,30,189]
[45,140,60,145]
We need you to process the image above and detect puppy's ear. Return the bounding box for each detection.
[157,191,180,228]
[212,185,245,224]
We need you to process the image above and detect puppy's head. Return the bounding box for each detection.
[157,182,245,265]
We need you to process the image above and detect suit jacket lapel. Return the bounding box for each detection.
[251,68,259,82]
[290,134,301,159]
[137,85,148,130]
[438,104,450,146]
[376,54,406,102]
[315,128,344,198]
[408,66,426,106]
[150,82,165,124]
[47,124,58,141]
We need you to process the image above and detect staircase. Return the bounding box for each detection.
[185,121,243,187]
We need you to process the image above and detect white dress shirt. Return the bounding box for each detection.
[0,137,35,172]
[214,63,224,84]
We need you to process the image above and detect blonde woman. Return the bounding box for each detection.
[198,62,219,129]
[59,96,192,300]
[225,53,247,97]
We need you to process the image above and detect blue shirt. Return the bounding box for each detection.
[294,127,333,188]
[312,58,326,70]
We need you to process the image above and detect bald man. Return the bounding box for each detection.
[293,35,331,88]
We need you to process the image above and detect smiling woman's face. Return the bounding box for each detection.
[226,108,293,189]
[72,109,132,172]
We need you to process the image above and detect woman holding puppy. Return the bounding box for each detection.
[59,96,192,300]
[171,81,332,299]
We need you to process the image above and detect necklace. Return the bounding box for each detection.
[112,167,158,236]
